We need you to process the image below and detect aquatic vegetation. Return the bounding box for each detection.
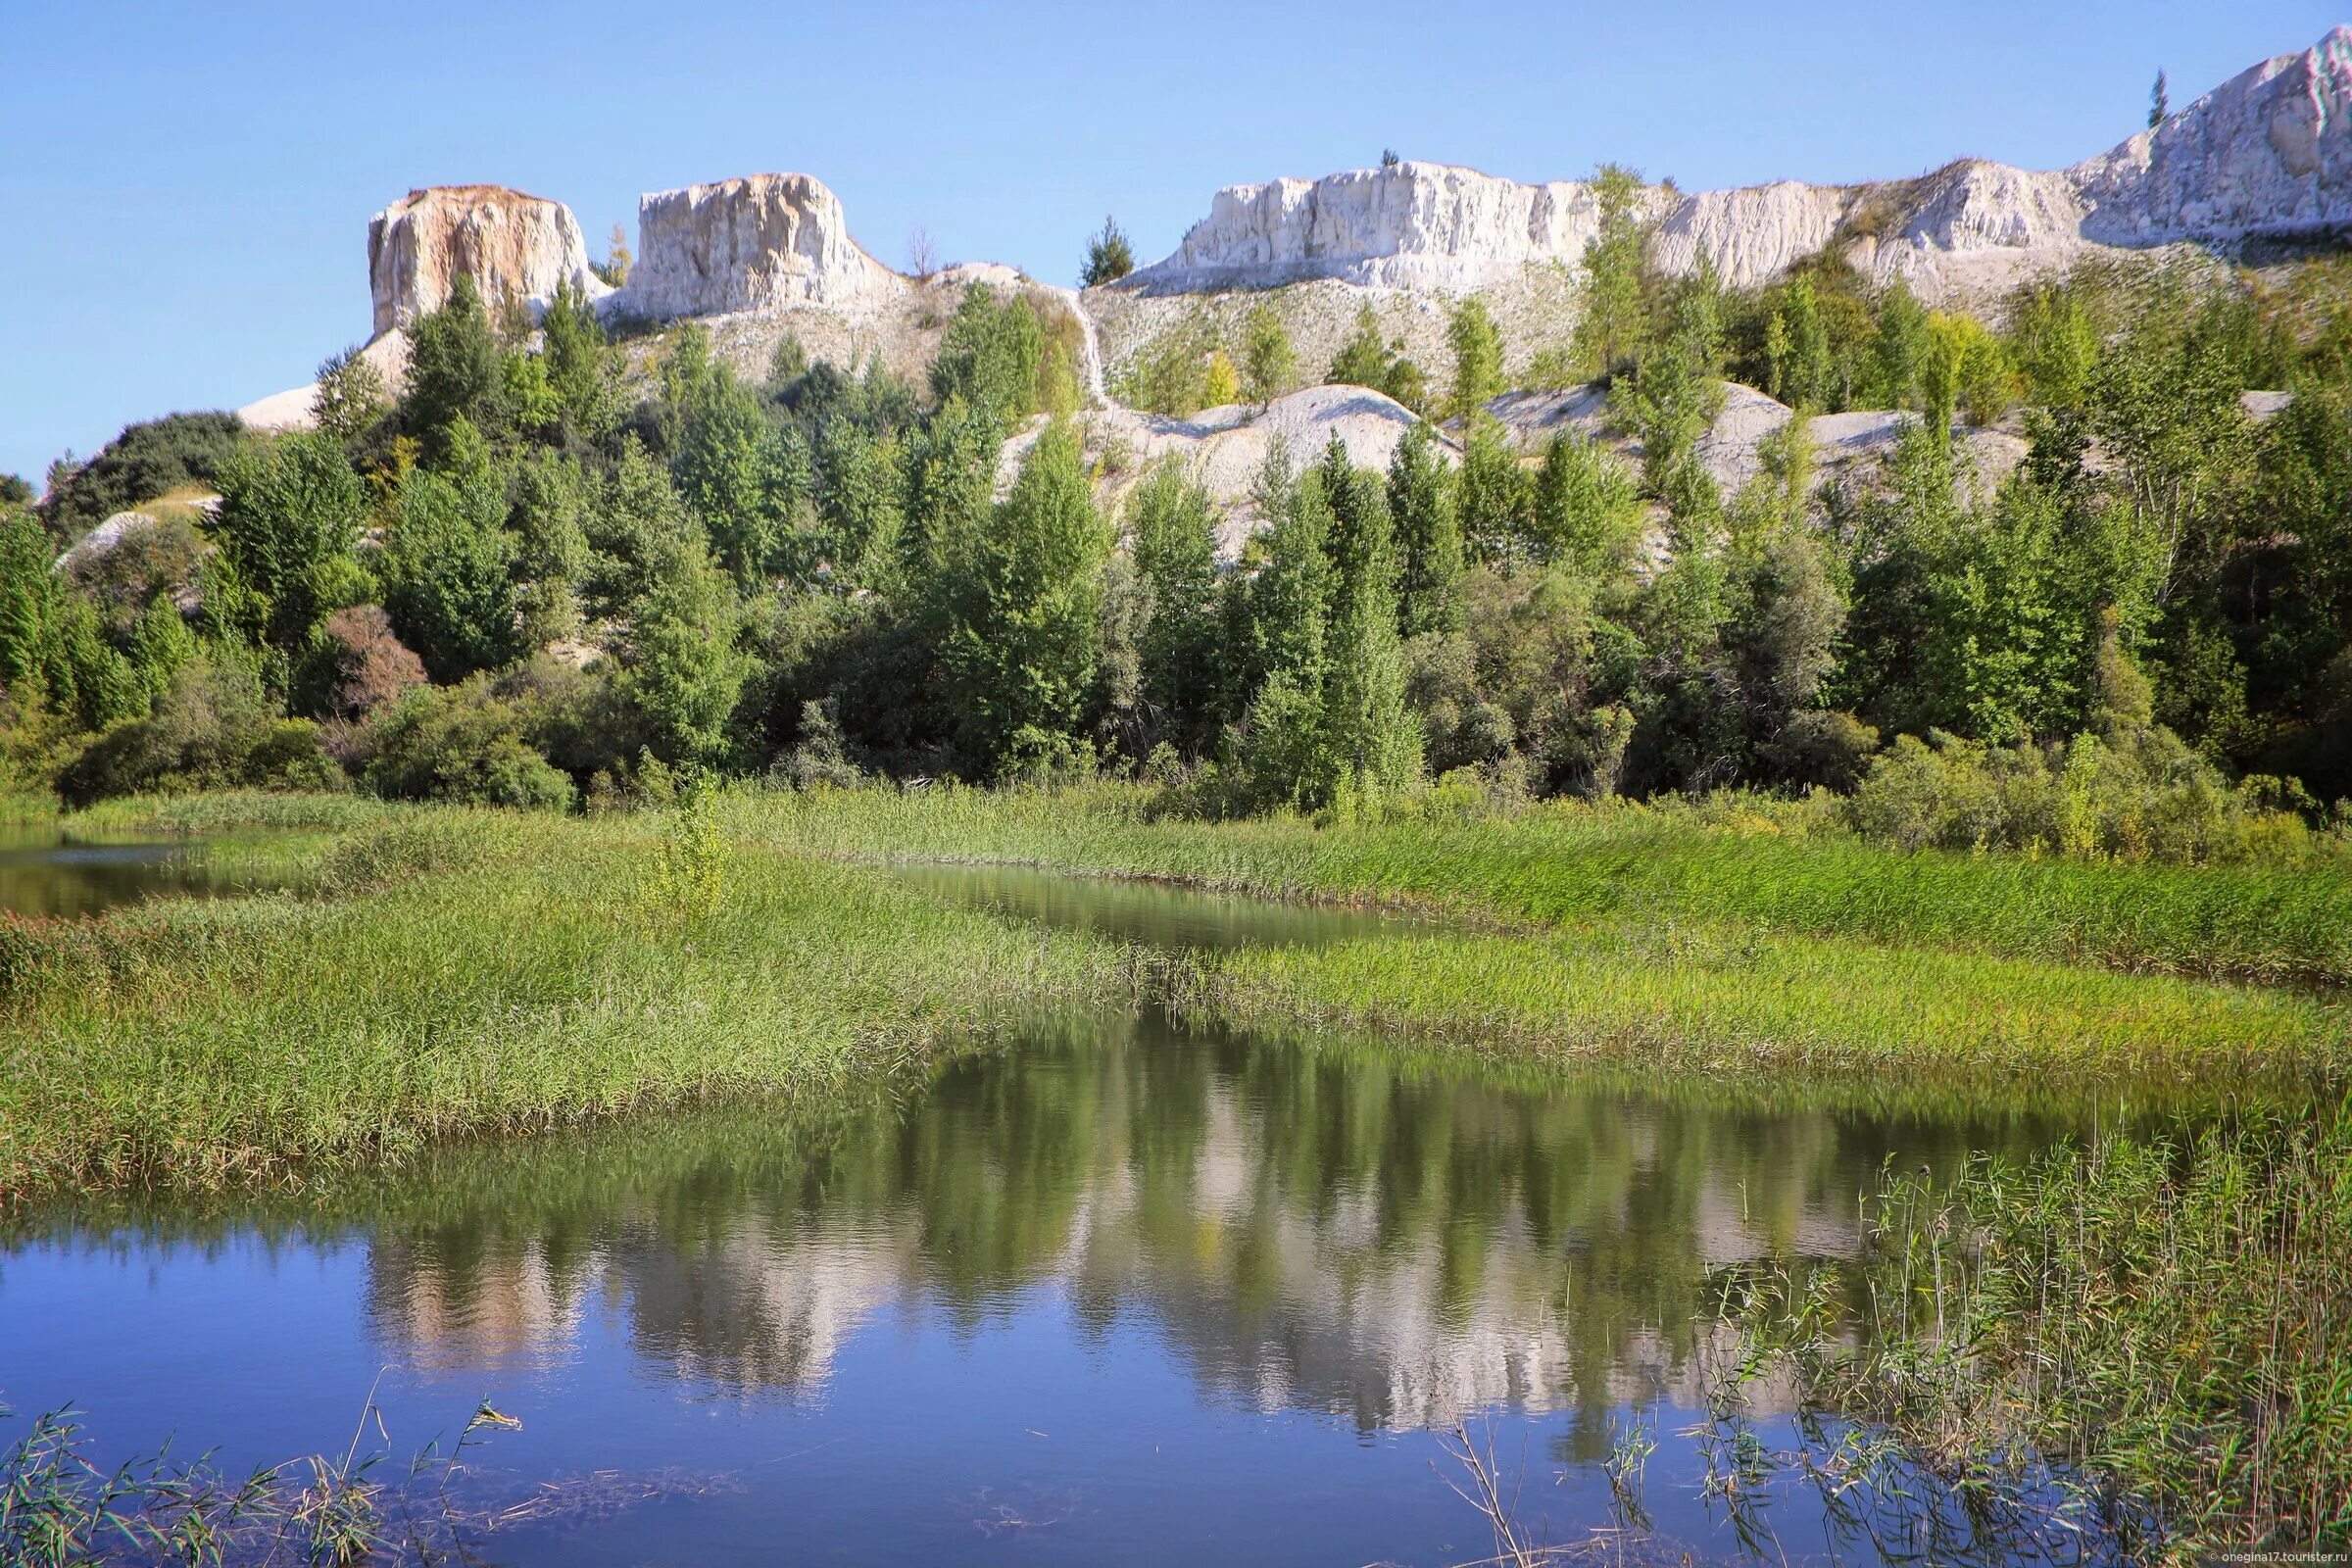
[1715,1111,2352,1557]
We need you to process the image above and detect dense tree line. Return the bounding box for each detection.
[4,225,2349,843]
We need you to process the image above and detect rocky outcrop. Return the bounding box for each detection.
[2071,24,2352,243]
[612,173,904,319]
[1125,27,2352,303]
[367,186,608,337]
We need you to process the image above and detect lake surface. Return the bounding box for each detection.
[0,824,271,917]
[1,869,2130,1565]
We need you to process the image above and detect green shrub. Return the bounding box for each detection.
[361,679,575,810]
[53,660,340,807]
[1845,726,2337,864]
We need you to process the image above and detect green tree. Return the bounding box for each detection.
[1527,430,1642,572]
[510,450,593,645]
[402,273,504,453]
[1329,305,1393,389]
[932,284,1044,424]
[1127,463,1223,751]
[314,345,387,442]
[1242,305,1297,403]
[0,507,62,698]
[1869,280,1931,411]
[128,594,198,704]
[624,537,750,765]
[1455,416,1530,563]
[1080,217,1135,287]
[673,368,814,588]
[1571,163,1649,377]
[210,428,368,657]
[1387,423,1462,636]
[935,421,1110,772]
[378,429,522,681]
[1773,276,1832,411]
[540,277,622,438]
[1446,295,1505,420]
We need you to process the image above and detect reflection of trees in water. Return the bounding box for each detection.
[363,1014,2071,1430]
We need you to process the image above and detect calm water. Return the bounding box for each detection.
[0,824,269,916]
[1,870,2130,1564]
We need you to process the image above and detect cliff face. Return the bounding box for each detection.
[367,185,608,337]
[2071,24,2352,243]
[612,173,904,319]
[1123,26,2352,301]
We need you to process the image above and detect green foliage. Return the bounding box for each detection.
[362,676,575,808]
[622,534,750,766]
[539,277,622,439]
[1128,464,1223,754]
[1844,725,2328,865]
[672,365,814,587]
[1325,305,1431,413]
[1454,416,1530,564]
[1527,429,1641,572]
[1241,304,1297,403]
[377,435,522,682]
[931,283,1044,425]
[402,273,505,453]
[1445,295,1505,419]
[1079,216,1135,287]
[210,428,369,657]
[1387,423,1462,637]
[36,412,248,542]
[314,344,387,442]
[53,660,337,807]
[1571,163,1650,377]
[934,422,1109,773]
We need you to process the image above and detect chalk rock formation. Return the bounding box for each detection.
[1127,27,2352,302]
[368,186,607,337]
[613,173,904,319]
[2071,24,2352,243]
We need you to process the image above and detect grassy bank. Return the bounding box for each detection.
[0,802,1148,1201]
[738,785,2352,987]
[6,783,2347,1202]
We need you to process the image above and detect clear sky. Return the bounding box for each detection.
[2,0,2339,488]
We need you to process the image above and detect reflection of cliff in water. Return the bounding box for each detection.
[365,1012,2073,1429]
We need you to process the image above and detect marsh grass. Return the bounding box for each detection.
[740,784,2352,987]
[0,806,1153,1202]
[1715,1110,2352,1557]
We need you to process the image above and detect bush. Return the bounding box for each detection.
[1843,726,2337,865]
[362,679,576,810]
[40,412,249,541]
[54,660,340,807]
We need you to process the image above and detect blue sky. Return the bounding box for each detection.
[1,0,2338,488]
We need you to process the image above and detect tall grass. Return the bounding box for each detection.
[739,784,2352,986]
[0,807,1150,1201]
[1177,922,2351,1095]
[1719,1110,2352,1555]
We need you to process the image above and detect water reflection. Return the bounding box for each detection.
[360,1011,2073,1436]
[0,825,266,916]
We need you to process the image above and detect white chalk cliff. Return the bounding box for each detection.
[609,173,905,319]
[368,186,609,336]
[1122,25,2352,299]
